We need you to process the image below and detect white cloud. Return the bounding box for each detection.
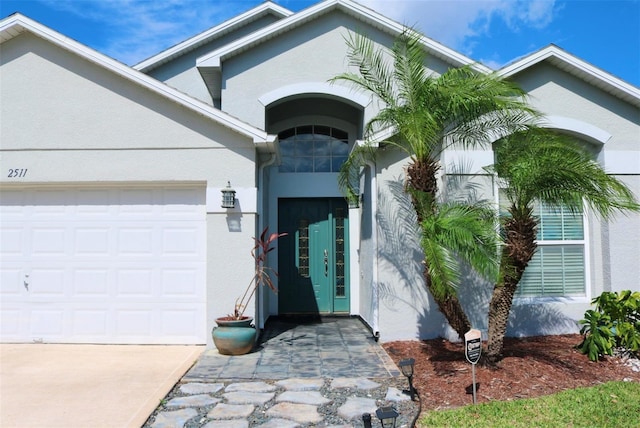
[360,0,557,57]
[37,0,558,66]
[39,0,246,64]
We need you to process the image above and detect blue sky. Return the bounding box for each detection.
[1,0,638,86]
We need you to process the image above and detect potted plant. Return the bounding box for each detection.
[212,227,286,355]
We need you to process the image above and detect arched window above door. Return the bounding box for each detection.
[278,125,349,173]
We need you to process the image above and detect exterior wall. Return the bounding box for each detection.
[219,10,450,130]
[371,63,640,342]
[145,15,281,105]
[1,32,260,347]
[607,175,640,293]
[374,148,447,342]
[358,166,376,331]
[506,63,640,335]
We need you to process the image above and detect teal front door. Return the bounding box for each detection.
[278,198,350,314]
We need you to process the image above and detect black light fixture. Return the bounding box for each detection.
[362,412,372,428]
[399,357,416,400]
[375,406,399,428]
[221,181,236,208]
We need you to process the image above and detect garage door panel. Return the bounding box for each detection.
[72,310,109,336]
[31,227,67,255]
[73,269,110,296]
[161,269,201,297]
[30,308,65,336]
[117,228,154,255]
[0,309,22,337]
[75,228,110,255]
[0,228,23,255]
[161,308,202,336]
[30,268,66,297]
[0,186,206,344]
[117,310,153,337]
[0,267,23,295]
[117,269,154,296]
[162,227,203,255]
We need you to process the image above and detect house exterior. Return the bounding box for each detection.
[1,0,638,347]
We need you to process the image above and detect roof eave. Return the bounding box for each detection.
[499,45,640,107]
[133,2,293,72]
[195,0,489,76]
[0,14,273,145]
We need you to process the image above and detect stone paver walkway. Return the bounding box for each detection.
[144,317,418,427]
[147,377,415,427]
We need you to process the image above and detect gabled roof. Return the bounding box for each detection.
[134,2,292,73]
[196,0,490,72]
[499,44,640,108]
[0,13,277,148]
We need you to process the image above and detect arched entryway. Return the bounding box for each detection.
[264,94,363,316]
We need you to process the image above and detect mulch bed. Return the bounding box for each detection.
[383,334,640,412]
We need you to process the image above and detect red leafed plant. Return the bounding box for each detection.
[230,227,287,320]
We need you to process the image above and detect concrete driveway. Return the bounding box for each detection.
[0,344,204,428]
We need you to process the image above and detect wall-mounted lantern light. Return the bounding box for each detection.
[221,181,236,208]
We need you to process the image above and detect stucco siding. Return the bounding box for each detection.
[0,34,253,154]
[219,10,450,130]
[146,15,282,104]
[1,30,262,347]
[513,63,639,152]
[607,175,640,293]
[374,148,444,342]
[206,212,258,347]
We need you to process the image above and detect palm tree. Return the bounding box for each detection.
[486,129,640,363]
[332,28,537,339]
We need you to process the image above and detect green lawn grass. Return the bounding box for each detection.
[419,381,640,428]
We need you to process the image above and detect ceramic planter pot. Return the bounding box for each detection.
[212,316,256,355]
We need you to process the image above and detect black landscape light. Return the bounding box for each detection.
[375,406,399,428]
[399,357,416,400]
[362,412,372,428]
[221,181,236,208]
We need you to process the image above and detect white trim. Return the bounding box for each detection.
[538,116,612,145]
[258,82,370,108]
[512,296,590,305]
[196,0,488,73]
[496,190,591,301]
[366,159,380,336]
[134,2,293,71]
[499,45,640,107]
[0,14,273,146]
[348,205,361,315]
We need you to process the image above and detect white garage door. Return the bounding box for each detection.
[0,186,206,344]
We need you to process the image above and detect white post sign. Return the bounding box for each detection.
[464,329,482,404]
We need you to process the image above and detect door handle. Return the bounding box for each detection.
[324,249,328,276]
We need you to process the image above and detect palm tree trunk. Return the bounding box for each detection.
[423,265,471,340]
[486,208,537,364]
[409,158,471,341]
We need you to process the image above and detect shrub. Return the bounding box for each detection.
[577,290,640,361]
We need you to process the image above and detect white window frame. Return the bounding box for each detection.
[495,183,591,305]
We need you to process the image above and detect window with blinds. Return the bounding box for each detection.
[516,201,586,297]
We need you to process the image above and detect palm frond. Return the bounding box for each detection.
[495,129,640,219]
[416,193,500,298]
[330,31,396,106]
[337,142,377,203]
